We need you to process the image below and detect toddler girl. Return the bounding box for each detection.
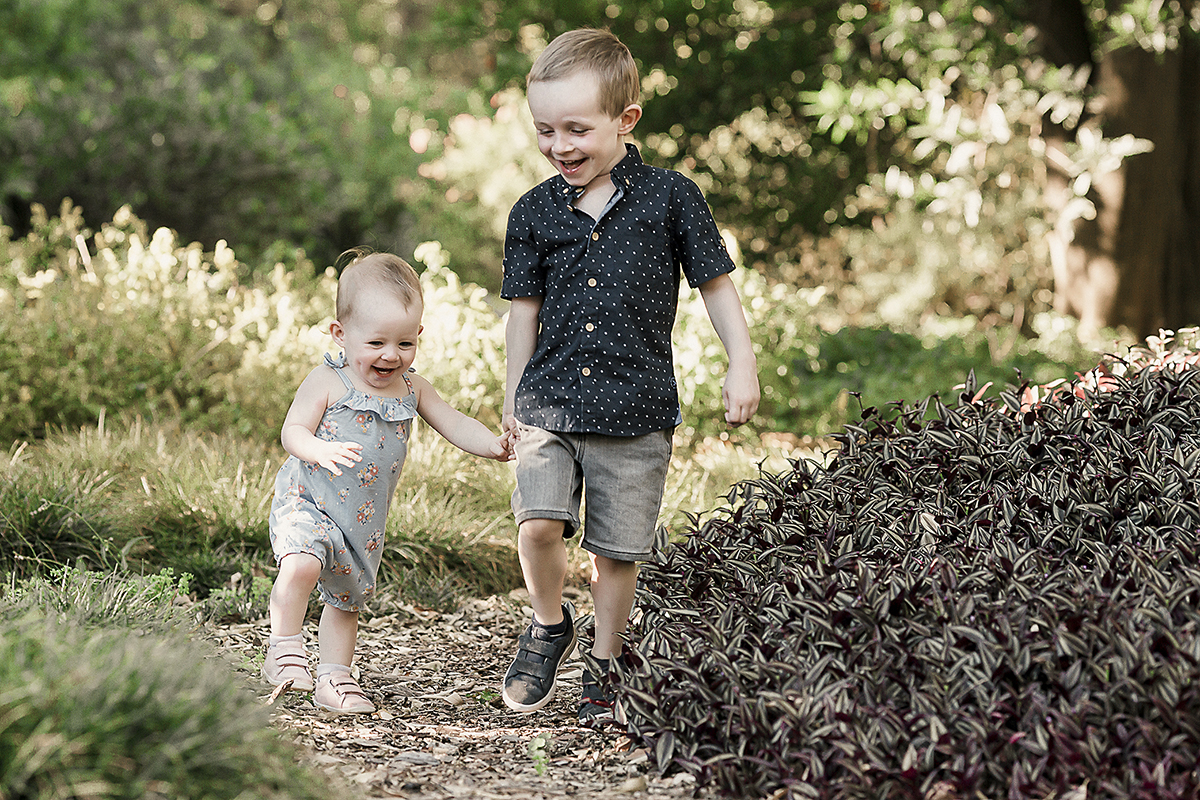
[263,249,510,713]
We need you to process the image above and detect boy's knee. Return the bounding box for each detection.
[590,552,638,580]
[519,517,567,546]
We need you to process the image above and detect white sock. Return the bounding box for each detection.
[268,632,303,647]
[317,663,351,678]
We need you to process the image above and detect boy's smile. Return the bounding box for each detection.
[527,71,641,194]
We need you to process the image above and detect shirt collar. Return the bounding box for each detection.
[555,143,645,201]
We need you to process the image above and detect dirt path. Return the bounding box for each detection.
[206,588,709,800]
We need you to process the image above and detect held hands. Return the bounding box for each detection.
[310,440,363,476]
[489,429,516,462]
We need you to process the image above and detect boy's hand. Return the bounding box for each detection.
[722,361,760,426]
[502,412,521,439]
[309,440,363,476]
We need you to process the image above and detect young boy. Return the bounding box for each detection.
[500,28,759,723]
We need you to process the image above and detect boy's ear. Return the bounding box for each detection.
[329,320,345,346]
[617,103,642,135]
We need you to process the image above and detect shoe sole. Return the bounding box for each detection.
[314,701,375,714]
[578,707,615,726]
[262,668,314,693]
[502,621,578,713]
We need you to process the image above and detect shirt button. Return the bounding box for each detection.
[585,323,595,332]
[591,232,600,241]
[582,367,591,376]
[587,278,597,287]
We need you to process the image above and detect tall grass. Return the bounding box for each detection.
[2,413,526,606]
[2,409,795,610]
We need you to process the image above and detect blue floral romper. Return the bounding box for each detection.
[269,353,417,612]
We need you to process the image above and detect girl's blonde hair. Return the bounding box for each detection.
[528,28,639,118]
[335,248,422,323]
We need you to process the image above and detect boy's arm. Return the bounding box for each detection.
[280,367,363,475]
[410,374,512,461]
[697,273,760,426]
[503,296,543,434]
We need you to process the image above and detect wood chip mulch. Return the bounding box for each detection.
[203,587,711,800]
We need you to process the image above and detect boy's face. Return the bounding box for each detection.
[527,70,641,190]
[330,290,422,396]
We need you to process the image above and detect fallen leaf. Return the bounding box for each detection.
[266,679,293,705]
[616,776,648,793]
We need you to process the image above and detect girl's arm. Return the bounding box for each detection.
[503,296,543,434]
[280,366,363,475]
[411,373,512,460]
[698,273,760,426]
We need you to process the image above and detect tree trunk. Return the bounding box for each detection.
[1082,43,1200,338]
[1032,1,1200,339]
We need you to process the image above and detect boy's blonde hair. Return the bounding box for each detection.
[336,248,422,323]
[528,28,639,119]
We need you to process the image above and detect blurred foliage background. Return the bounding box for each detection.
[2,0,1198,442]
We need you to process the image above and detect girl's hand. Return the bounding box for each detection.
[490,429,516,462]
[309,440,363,476]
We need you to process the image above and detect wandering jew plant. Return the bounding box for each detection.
[616,336,1200,799]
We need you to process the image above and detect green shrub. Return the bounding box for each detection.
[0,565,328,799]
[0,0,438,268]
[793,324,1092,435]
[616,345,1200,798]
[2,203,1097,449]
[0,205,512,445]
[0,612,332,800]
[0,203,322,442]
[200,572,274,625]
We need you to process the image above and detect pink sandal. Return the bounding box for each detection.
[262,640,314,692]
[314,671,375,714]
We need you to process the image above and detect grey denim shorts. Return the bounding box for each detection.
[510,424,673,562]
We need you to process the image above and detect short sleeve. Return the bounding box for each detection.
[501,194,545,300]
[669,175,735,289]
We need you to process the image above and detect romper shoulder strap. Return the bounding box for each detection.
[323,353,356,391]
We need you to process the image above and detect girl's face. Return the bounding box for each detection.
[330,292,422,396]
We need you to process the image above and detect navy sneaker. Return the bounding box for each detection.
[577,666,616,726]
[502,602,578,712]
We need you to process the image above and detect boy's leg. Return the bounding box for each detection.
[576,430,672,724]
[518,517,569,625]
[578,553,639,726]
[589,553,638,659]
[504,517,579,712]
[503,425,583,713]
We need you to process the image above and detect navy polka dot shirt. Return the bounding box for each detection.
[501,144,734,436]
